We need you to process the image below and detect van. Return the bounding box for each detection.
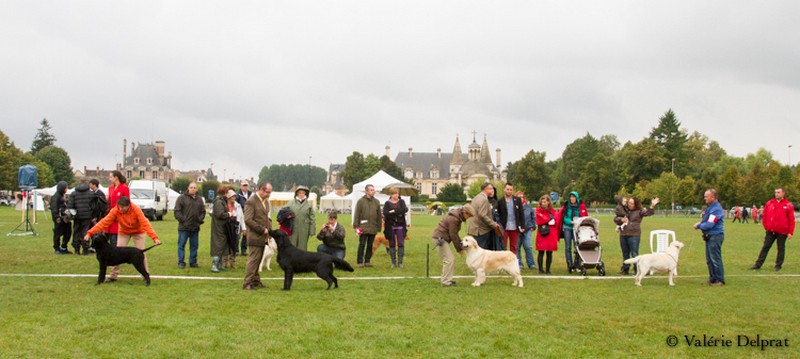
[128,180,169,221]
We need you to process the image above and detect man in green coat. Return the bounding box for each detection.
[288,186,316,251]
[353,184,382,267]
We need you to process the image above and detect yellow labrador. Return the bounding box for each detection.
[624,241,684,286]
[258,236,278,272]
[460,236,523,287]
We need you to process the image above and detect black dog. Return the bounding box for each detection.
[270,229,354,290]
[89,234,157,286]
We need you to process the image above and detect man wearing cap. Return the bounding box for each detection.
[288,186,316,251]
[236,182,253,256]
[174,182,206,268]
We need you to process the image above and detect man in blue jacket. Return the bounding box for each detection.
[694,189,725,286]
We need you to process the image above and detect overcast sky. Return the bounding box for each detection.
[2,1,799,182]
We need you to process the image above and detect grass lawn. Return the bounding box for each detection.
[1,206,798,358]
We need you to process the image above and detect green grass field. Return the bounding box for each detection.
[1,206,798,358]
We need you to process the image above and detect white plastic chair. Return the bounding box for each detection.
[649,230,677,275]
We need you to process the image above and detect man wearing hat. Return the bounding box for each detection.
[288,186,316,251]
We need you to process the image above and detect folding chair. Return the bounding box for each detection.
[650,230,677,275]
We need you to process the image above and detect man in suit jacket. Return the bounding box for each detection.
[242,182,273,290]
[497,182,525,255]
[468,182,502,250]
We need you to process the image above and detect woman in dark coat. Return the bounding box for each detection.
[210,187,234,273]
[383,187,408,268]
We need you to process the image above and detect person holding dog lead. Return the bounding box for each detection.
[84,196,161,282]
[432,204,475,286]
[243,182,273,290]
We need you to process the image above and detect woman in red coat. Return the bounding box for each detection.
[535,195,559,274]
[106,170,130,246]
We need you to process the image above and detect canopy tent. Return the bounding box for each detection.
[351,170,412,225]
[319,192,351,213]
[23,184,108,211]
[267,192,318,213]
[168,188,181,210]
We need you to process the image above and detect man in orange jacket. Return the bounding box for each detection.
[750,188,795,271]
[84,196,161,282]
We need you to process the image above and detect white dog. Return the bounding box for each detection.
[623,241,684,286]
[258,237,278,272]
[460,236,523,287]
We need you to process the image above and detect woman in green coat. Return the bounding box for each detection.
[288,186,316,251]
[210,187,234,272]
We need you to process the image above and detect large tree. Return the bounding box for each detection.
[619,138,668,190]
[34,146,74,185]
[437,183,467,202]
[574,153,620,203]
[171,177,192,194]
[31,118,56,154]
[649,109,688,175]
[555,133,617,192]
[258,164,327,192]
[506,150,552,200]
[341,152,407,191]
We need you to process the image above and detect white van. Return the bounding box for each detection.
[128,180,169,221]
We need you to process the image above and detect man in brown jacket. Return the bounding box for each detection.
[468,182,502,249]
[432,204,475,286]
[242,182,273,290]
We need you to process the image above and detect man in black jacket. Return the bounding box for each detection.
[174,182,206,269]
[67,179,96,255]
[51,181,72,254]
[496,182,525,256]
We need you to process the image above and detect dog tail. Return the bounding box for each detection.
[332,257,355,272]
[623,256,639,265]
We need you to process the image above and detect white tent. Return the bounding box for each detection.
[351,170,412,225]
[25,184,108,211]
[168,188,181,210]
[319,192,351,213]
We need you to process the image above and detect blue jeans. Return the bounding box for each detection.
[473,232,493,250]
[705,233,725,284]
[317,243,346,260]
[517,230,535,268]
[619,235,640,272]
[178,230,199,265]
[562,228,574,269]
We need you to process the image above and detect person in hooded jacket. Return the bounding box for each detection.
[51,181,72,254]
[288,186,316,251]
[558,191,588,272]
[210,187,234,273]
[67,179,96,255]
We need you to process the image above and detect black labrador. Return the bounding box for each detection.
[89,233,157,286]
[270,229,354,290]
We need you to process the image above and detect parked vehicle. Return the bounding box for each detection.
[128,180,169,221]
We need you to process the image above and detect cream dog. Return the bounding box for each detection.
[460,236,523,287]
[258,236,278,272]
[623,240,684,286]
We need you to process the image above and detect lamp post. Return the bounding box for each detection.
[671,158,675,214]
[790,145,793,166]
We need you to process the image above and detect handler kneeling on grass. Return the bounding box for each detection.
[432,204,474,287]
[84,196,161,282]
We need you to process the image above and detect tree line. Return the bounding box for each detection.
[0,119,73,190]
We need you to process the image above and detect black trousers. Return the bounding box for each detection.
[357,234,375,264]
[754,231,788,268]
[52,221,72,250]
[72,218,92,251]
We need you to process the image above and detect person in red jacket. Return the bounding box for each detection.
[750,188,795,271]
[106,170,130,246]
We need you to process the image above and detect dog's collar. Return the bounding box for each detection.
[666,253,678,263]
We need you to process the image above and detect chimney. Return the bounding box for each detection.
[131,142,136,155]
[155,141,165,157]
[496,148,502,168]
[123,139,127,166]
[437,148,442,159]
[385,145,391,158]
[408,147,413,158]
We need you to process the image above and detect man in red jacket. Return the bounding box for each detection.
[750,188,795,271]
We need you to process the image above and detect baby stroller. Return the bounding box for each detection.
[572,216,605,276]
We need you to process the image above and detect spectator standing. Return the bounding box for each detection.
[106,170,130,246]
[694,189,725,286]
[88,179,108,225]
[353,184,381,268]
[467,182,503,250]
[51,181,72,254]
[742,205,750,223]
[174,182,205,269]
[210,187,233,273]
[288,186,316,251]
[558,191,588,272]
[236,182,254,256]
[750,188,795,271]
[517,191,537,270]
[751,205,760,224]
[67,179,95,255]
[614,197,659,275]
[382,187,409,268]
[535,195,559,274]
[497,183,525,256]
